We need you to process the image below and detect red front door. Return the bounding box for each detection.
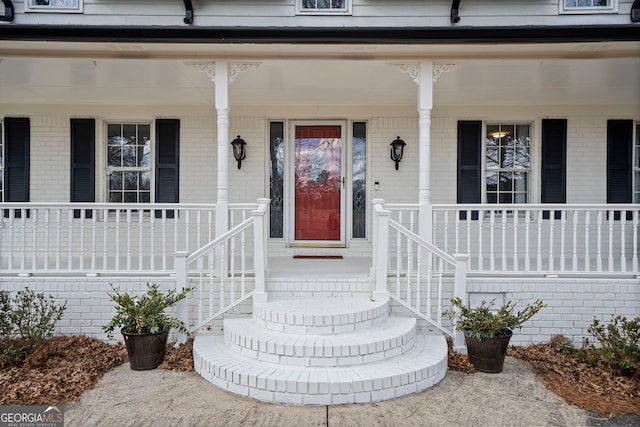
[294,125,342,241]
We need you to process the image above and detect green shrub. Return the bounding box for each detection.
[0,288,66,366]
[103,283,189,338]
[581,315,640,376]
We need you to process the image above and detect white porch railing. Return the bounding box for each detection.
[0,202,257,275]
[384,203,639,276]
[373,200,468,350]
[175,199,270,343]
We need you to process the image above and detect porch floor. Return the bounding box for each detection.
[267,256,372,279]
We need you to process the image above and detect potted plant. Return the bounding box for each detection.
[103,283,190,370]
[445,297,546,373]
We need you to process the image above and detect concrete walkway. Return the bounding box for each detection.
[64,356,608,427]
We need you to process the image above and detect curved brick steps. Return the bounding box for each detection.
[193,297,448,405]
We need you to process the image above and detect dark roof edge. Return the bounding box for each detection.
[0,24,639,44]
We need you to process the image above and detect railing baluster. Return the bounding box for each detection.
[162,211,167,271]
[525,209,530,271]
[620,212,626,273]
[102,208,108,270]
[548,213,555,272]
[584,211,591,272]
[489,210,495,271]
[395,214,402,299]
[240,210,247,297]
[416,245,422,312]
[443,211,449,253]
[466,210,471,269]
[66,209,73,270]
[501,210,506,271]
[138,210,144,270]
[79,209,86,270]
[536,210,542,272]
[608,210,614,272]
[455,211,460,254]
[126,209,132,271]
[406,237,413,308]
[30,209,37,271]
[478,209,484,271]
[44,210,50,270]
[150,211,155,271]
[596,210,603,272]
[8,209,15,271]
[115,210,121,270]
[633,211,638,273]
[572,211,578,272]
[513,208,518,271]
[91,209,97,271]
[560,210,566,272]
[426,252,433,319]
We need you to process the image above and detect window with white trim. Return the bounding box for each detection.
[106,123,151,203]
[634,123,640,203]
[25,0,83,13]
[560,0,617,13]
[485,124,531,204]
[297,0,351,14]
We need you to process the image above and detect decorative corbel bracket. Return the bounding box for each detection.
[451,0,462,23]
[189,62,261,84]
[1,0,14,22]
[393,62,456,84]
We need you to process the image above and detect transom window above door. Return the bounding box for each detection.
[297,0,351,14]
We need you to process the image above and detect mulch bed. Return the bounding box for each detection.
[1,335,638,418]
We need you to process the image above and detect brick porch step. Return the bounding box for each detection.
[194,332,447,405]
[224,315,417,367]
[193,297,448,405]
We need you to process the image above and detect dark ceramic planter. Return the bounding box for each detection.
[122,329,169,371]
[464,329,513,373]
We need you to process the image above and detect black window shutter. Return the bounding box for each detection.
[541,119,567,220]
[155,119,180,218]
[4,118,30,217]
[606,120,633,204]
[457,121,482,220]
[70,119,95,218]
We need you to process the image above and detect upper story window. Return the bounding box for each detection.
[560,0,617,14]
[25,0,83,13]
[297,0,351,15]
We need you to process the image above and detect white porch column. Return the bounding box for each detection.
[215,60,230,242]
[418,61,433,244]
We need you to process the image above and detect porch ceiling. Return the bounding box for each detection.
[0,41,639,107]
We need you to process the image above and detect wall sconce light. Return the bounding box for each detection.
[390,136,406,170]
[230,135,247,169]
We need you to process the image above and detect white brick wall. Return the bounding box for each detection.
[467,277,640,347]
[2,275,636,349]
[30,115,70,202]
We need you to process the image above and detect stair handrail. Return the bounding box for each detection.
[175,198,270,343]
[374,199,468,351]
